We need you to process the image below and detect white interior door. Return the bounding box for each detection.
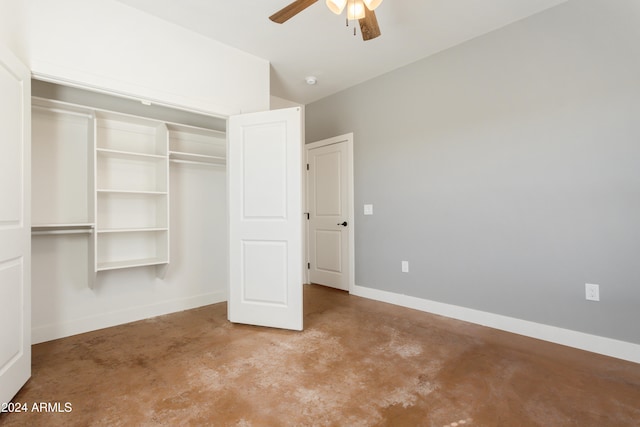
[307,134,353,291]
[228,107,303,330]
[0,45,31,405]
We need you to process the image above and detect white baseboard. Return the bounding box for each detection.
[351,284,640,364]
[32,291,227,345]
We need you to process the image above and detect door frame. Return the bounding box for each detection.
[304,133,355,293]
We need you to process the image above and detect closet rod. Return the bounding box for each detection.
[32,229,94,236]
[170,159,226,167]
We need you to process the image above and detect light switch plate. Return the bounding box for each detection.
[364,204,373,215]
[401,261,409,273]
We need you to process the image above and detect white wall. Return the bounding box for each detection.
[0,0,27,62]
[25,0,270,115]
[270,96,302,110]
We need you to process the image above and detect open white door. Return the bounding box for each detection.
[228,107,303,330]
[0,45,31,405]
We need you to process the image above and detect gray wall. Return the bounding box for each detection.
[305,0,640,344]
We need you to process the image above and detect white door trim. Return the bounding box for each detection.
[304,133,355,293]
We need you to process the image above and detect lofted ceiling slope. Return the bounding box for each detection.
[116,0,568,105]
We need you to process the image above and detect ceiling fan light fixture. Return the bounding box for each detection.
[362,0,383,11]
[346,0,366,20]
[326,0,347,15]
[271,0,381,41]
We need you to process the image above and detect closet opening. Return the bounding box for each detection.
[31,79,229,344]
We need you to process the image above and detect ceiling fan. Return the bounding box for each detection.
[269,0,382,41]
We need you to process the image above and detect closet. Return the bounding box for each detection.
[31,81,228,343]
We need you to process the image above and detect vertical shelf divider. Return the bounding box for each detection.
[157,122,169,279]
[88,111,97,288]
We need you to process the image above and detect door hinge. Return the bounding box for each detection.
[307,262,310,269]
[306,163,309,171]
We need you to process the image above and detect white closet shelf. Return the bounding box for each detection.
[32,104,93,119]
[169,151,225,167]
[96,147,167,159]
[169,151,225,161]
[32,98,95,118]
[96,227,168,233]
[96,258,168,272]
[170,158,226,167]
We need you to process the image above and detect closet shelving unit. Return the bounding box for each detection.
[31,96,226,287]
[94,112,170,273]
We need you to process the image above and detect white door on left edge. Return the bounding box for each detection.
[227,107,303,331]
[0,45,31,405]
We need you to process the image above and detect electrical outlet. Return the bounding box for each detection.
[401,261,409,273]
[585,283,600,301]
[364,204,373,215]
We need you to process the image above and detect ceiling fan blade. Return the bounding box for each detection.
[359,7,381,41]
[269,0,318,24]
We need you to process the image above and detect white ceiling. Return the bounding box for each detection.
[115,0,568,105]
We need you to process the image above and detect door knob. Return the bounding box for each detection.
[338,221,348,227]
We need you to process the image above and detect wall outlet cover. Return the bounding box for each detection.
[585,283,600,301]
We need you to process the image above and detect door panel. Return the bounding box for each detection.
[315,230,342,273]
[242,240,288,304]
[0,260,23,366]
[228,107,303,331]
[308,140,349,290]
[315,150,342,215]
[0,44,31,405]
[242,125,287,219]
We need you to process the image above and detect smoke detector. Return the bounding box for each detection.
[305,76,317,85]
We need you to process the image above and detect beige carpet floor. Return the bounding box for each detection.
[2,284,639,426]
